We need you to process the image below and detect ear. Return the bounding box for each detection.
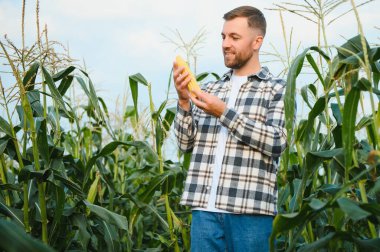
[252,35,264,50]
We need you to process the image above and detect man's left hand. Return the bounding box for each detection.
[190,89,227,118]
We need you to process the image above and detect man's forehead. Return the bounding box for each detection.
[222,18,256,35]
[223,17,249,28]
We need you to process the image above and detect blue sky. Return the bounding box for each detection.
[1,0,379,116]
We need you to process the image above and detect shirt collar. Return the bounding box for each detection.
[221,66,271,82]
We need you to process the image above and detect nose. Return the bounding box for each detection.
[222,37,231,49]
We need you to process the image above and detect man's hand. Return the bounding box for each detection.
[173,61,191,111]
[190,88,227,118]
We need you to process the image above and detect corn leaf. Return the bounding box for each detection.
[337,197,371,221]
[0,219,54,252]
[23,62,39,91]
[84,201,129,231]
[0,115,13,137]
[342,84,361,171]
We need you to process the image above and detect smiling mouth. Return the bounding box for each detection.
[224,52,234,57]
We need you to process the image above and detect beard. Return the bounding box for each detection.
[223,49,253,69]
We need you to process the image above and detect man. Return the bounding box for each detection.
[173,6,287,251]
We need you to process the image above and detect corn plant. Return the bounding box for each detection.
[0,25,218,252]
[270,0,380,251]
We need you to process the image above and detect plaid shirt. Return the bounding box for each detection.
[174,66,287,215]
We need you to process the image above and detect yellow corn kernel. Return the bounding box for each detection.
[175,55,201,97]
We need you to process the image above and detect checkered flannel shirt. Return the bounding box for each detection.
[174,66,287,215]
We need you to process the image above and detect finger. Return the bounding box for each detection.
[173,65,184,80]
[176,71,189,85]
[190,94,205,109]
[191,87,201,97]
[179,75,191,88]
[191,88,206,101]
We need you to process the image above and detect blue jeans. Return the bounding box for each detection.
[190,210,273,252]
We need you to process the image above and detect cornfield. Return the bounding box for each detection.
[0,0,379,251]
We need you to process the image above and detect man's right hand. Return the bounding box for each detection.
[173,61,191,111]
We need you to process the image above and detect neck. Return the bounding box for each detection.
[233,54,261,76]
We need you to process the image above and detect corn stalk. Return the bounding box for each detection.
[0,42,48,243]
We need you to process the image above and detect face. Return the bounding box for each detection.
[221,17,263,69]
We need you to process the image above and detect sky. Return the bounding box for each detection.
[1,0,379,119]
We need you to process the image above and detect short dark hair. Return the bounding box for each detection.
[223,6,266,36]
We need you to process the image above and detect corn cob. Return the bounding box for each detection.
[87,172,100,204]
[175,55,201,98]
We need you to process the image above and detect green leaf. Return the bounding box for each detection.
[18,167,52,183]
[356,116,373,131]
[84,141,158,185]
[53,173,85,198]
[162,107,176,133]
[76,75,104,126]
[299,230,380,252]
[0,115,13,137]
[129,73,149,86]
[0,183,22,191]
[341,47,380,66]
[360,203,380,216]
[299,97,326,145]
[356,78,372,92]
[332,124,343,148]
[27,90,44,117]
[183,152,192,170]
[153,100,168,120]
[0,219,54,252]
[42,66,72,119]
[337,197,371,221]
[166,68,173,100]
[49,186,65,242]
[129,172,172,233]
[318,184,342,196]
[270,205,311,251]
[308,198,327,211]
[102,220,121,252]
[36,118,49,164]
[342,84,361,170]
[123,106,136,120]
[156,120,164,150]
[300,84,317,109]
[129,77,139,121]
[354,237,380,251]
[284,46,330,169]
[128,73,149,122]
[0,202,24,227]
[72,214,91,250]
[196,72,217,82]
[52,65,75,81]
[331,103,342,125]
[306,54,324,86]
[98,96,110,119]
[23,62,39,91]
[299,232,336,252]
[337,35,370,60]
[57,75,74,96]
[369,178,380,194]
[84,201,129,231]
[0,139,8,155]
[306,148,344,175]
